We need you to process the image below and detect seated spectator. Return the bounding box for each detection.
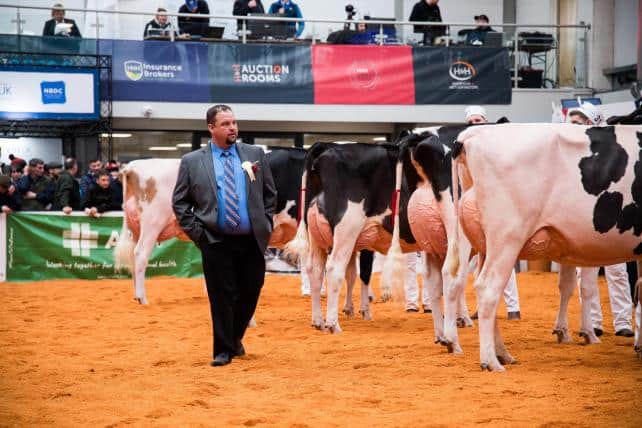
[144,7,176,39]
[16,158,54,211]
[42,3,82,37]
[233,0,265,33]
[409,0,446,45]
[82,169,119,217]
[178,0,210,37]
[107,165,123,209]
[466,14,495,45]
[268,0,304,38]
[80,158,102,199]
[0,175,21,213]
[53,157,81,214]
[465,105,488,124]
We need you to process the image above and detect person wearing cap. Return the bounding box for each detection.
[144,7,177,39]
[53,157,81,215]
[42,3,81,37]
[178,0,210,37]
[0,175,21,213]
[464,105,522,320]
[466,14,495,45]
[568,102,635,338]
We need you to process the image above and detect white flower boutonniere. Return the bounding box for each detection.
[241,161,259,182]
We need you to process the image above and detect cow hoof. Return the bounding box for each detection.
[579,331,600,345]
[380,293,391,303]
[480,363,491,372]
[134,297,148,305]
[456,318,466,328]
[359,310,372,321]
[326,324,342,334]
[368,296,375,303]
[312,322,324,331]
[497,355,517,365]
[552,329,570,344]
[342,308,355,318]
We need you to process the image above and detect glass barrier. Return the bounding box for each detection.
[0,5,590,89]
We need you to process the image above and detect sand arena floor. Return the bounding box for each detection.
[0,272,640,427]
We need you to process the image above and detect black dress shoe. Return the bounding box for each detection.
[615,328,634,337]
[594,328,603,337]
[423,308,432,314]
[211,353,232,367]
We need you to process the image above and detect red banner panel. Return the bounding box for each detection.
[312,45,415,105]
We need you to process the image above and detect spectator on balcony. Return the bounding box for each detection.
[268,0,304,38]
[42,3,82,38]
[144,8,177,39]
[80,158,102,199]
[53,157,81,215]
[409,0,445,45]
[82,169,119,217]
[0,175,21,213]
[466,14,496,45]
[233,0,265,33]
[178,0,210,37]
[16,158,54,211]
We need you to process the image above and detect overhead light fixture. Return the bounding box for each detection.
[176,143,192,148]
[372,137,387,142]
[148,146,178,151]
[101,133,132,138]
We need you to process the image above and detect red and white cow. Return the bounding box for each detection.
[114,148,309,305]
[449,123,642,370]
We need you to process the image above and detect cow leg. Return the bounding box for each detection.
[457,291,473,328]
[494,318,517,365]
[342,252,357,318]
[443,236,472,355]
[307,242,327,330]
[424,254,446,346]
[132,230,162,305]
[578,267,601,344]
[552,264,575,344]
[476,250,519,372]
[359,279,372,321]
[635,261,641,358]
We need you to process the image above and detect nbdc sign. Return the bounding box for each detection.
[40,80,67,104]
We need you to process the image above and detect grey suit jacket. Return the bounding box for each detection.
[172,142,277,254]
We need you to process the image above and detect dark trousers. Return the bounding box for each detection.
[200,234,265,357]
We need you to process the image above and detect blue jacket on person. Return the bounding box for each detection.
[268,0,304,38]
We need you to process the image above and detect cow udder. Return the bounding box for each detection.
[407,187,448,257]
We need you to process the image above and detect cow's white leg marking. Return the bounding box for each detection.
[494,319,516,365]
[324,201,367,334]
[425,254,446,346]
[552,264,575,344]
[342,252,357,318]
[578,267,601,344]
[307,241,326,330]
[443,235,472,355]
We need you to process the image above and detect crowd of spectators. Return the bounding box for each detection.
[0,155,124,217]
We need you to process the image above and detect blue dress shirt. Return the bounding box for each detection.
[210,142,252,235]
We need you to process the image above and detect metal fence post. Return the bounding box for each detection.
[242,18,247,44]
[513,25,519,89]
[379,23,384,46]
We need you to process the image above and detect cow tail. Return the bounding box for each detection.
[446,154,461,278]
[114,168,135,272]
[381,160,406,302]
[285,171,309,263]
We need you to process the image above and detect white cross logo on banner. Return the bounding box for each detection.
[62,223,98,257]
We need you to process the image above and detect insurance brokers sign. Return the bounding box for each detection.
[0,67,99,120]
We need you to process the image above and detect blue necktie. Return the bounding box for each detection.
[222,151,240,229]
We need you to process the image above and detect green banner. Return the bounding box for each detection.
[5,213,203,282]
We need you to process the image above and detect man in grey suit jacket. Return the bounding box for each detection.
[173,104,276,367]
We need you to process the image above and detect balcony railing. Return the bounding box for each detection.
[0,3,591,89]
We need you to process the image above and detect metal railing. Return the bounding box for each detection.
[0,3,591,89]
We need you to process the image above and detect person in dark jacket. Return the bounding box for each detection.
[53,157,81,214]
[42,3,82,37]
[143,7,177,38]
[82,169,118,217]
[16,158,54,211]
[107,165,123,210]
[268,0,304,38]
[0,175,21,213]
[178,0,210,36]
[409,0,446,45]
[465,14,495,45]
[233,0,265,33]
[79,158,102,199]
